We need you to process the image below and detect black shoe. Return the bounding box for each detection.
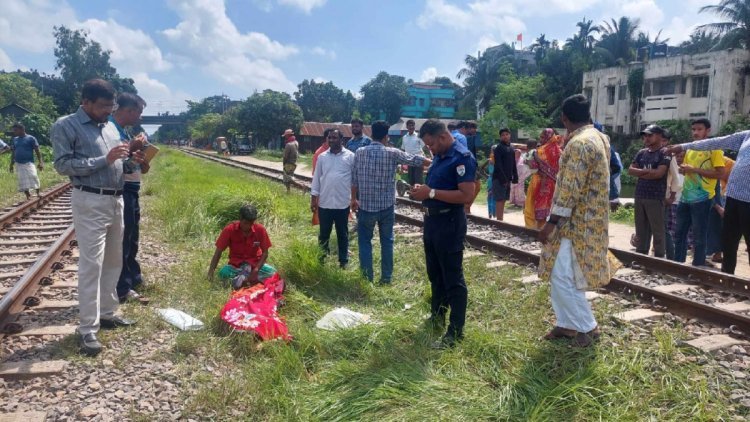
[79,333,102,356]
[431,331,463,349]
[100,316,136,329]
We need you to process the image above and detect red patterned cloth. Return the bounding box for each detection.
[220,273,290,340]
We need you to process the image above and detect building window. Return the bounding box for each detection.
[692,76,709,98]
[584,88,593,100]
[607,86,616,105]
[616,125,624,134]
[652,79,676,96]
[618,85,627,100]
[407,97,416,106]
[419,98,425,107]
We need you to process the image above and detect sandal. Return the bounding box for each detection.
[544,326,576,340]
[572,327,601,348]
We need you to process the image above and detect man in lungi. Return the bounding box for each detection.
[9,122,43,200]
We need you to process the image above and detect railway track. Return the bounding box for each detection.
[0,182,81,413]
[181,148,750,347]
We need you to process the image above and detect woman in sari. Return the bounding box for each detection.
[524,129,562,229]
[509,148,531,207]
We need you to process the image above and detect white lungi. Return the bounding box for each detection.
[71,189,124,335]
[16,162,40,192]
[550,238,597,333]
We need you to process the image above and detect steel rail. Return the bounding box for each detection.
[0,182,72,228]
[0,225,76,330]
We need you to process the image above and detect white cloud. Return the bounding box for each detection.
[312,76,329,83]
[277,0,326,13]
[0,48,14,70]
[311,46,337,59]
[417,0,526,44]
[619,0,664,32]
[420,67,438,82]
[74,18,172,74]
[131,72,192,114]
[0,0,77,52]
[162,0,297,93]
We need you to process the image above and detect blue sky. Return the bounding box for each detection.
[1,0,719,115]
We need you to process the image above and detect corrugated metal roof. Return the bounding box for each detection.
[300,122,372,138]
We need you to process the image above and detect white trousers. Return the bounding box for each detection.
[550,238,597,333]
[71,189,124,335]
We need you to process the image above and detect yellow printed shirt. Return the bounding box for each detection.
[681,150,725,203]
[539,125,611,289]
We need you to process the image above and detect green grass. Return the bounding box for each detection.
[136,149,741,421]
[611,203,636,225]
[0,146,69,208]
[252,147,313,169]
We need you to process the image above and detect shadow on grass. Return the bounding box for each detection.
[503,338,599,420]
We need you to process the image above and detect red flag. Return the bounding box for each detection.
[516,33,523,42]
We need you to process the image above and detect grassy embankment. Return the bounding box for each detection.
[126,149,737,420]
[0,146,68,208]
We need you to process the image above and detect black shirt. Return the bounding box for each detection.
[492,142,518,185]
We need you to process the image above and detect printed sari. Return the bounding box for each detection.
[220,271,291,341]
[524,130,562,228]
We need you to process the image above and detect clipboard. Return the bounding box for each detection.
[143,144,159,163]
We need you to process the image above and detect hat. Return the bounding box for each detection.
[282,129,294,137]
[640,124,667,136]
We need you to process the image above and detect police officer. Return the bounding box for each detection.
[409,119,477,348]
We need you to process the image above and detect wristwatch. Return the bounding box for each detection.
[429,188,436,199]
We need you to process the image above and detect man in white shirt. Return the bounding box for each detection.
[311,129,355,268]
[401,119,431,185]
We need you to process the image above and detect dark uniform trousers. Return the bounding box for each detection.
[117,181,143,298]
[423,206,468,336]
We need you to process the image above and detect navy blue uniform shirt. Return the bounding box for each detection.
[423,140,477,208]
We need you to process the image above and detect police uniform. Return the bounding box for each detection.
[422,140,477,341]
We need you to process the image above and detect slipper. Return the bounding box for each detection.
[126,289,150,305]
[543,326,576,340]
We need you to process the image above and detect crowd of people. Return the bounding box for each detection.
[12,74,747,355]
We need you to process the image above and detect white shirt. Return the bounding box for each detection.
[311,148,355,209]
[666,158,683,202]
[401,132,425,156]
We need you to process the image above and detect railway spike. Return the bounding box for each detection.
[23,296,41,306]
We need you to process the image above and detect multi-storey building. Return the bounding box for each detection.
[583,49,750,135]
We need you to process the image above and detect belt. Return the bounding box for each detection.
[75,185,123,196]
[424,207,460,216]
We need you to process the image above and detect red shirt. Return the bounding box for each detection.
[215,222,272,267]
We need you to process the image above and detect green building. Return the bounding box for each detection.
[401,83,456,119]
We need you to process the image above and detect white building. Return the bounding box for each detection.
[583,49,750,135]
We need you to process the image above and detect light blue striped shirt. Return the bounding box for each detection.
[682,130,750,202]
[52,107,124,190]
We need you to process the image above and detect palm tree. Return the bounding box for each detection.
[680,30,723,54]
[597,17,641,65]
[568,17,600,52]
[697,0,750,49]
[456,44,514,113]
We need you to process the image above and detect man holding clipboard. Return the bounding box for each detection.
[109,93,157,304]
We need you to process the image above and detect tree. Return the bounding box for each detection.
[479,64,547,138]
[0,74,57,118]
[184,95,232,122]
[189,113,223,141]
[236,90,304,146]
[531,34,552,61]
[597,17,641,65]
[697,0,750,49]
[19,113,55,146]
[294,79,355,122]
[566,17,600,53]
[359,72,408,124]
[679,31,722,54]
[53,26,137,113]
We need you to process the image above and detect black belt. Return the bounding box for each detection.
[424,207,461,216]
[75,185,123,196]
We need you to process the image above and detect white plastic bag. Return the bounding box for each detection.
[157,308,204,331]
[315,307,370,331]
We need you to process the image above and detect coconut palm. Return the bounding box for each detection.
[597,17,641,65]
[697,0,750,49]
[566,17,600,52]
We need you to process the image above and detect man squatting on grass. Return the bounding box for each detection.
[52,79,141,356]
[207,204,272,285]
[538,94,611,348]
